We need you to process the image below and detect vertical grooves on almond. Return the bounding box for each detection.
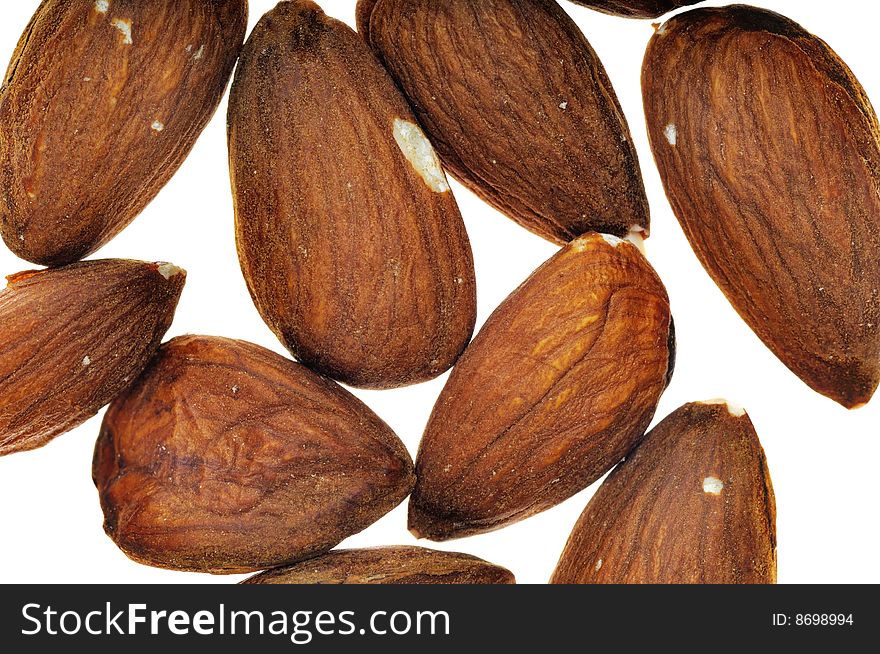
[551,402,777,584]
[360,0,649,243]
[643,6,880,407]
[228,0,476,389]
[0,0,247,265]
[409,234,671,539]
[0,259,185,456]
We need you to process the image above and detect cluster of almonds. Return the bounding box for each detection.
[0,0,876,584]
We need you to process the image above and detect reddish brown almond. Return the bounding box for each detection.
[566,1,699,19]
[0,0,247,266]
[409,233,672,540]
[643,6,880,408]
[551,401,777,584]
[358,0,649,244]
[228,1,476,389]
[242,546,515,584]
[93,336,416,574]
[0,259,185,456]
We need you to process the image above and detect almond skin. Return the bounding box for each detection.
[228,1,476,390]
[242,546,515,584]
[0,0,247,266]
[358,0,649,244]
[643,6,880,408]
[0,259,185,457]
[551,401,777,584]
[93,335,416,574]
[566,1,699,19]
[409,233,672,540]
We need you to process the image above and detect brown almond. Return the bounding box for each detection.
[643,6,880,408]
[0,259,185,457]
[409,233,672,540]
[93,335,416,574]
[0,0,247,266]
[358,0,649,244]
[566,1,699,19]
[551,401,777,584]
[242,546,515,585]
[228,1,476,389]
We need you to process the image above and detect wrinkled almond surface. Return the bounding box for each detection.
[552,401,777,584]
[358,0,649,244]
[229,0,476,389]
[0,0,247,266]
[643,6,880,408]
[93,335,416,574]
[242,546,515,585]
[0,259,184,457]
[410,233,672,540]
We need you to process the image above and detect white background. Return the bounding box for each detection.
[0,0,877,584]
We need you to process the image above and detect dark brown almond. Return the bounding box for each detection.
[93,335,416,574]
[242,546,515,584]
[409,233,672,540]
[551,401,777,584]
[566,1,699,19]
[0,0,247,266]
[0,259,184,457]
[228,1,476,389]
[358,0,649,244]
[643,6,880,408]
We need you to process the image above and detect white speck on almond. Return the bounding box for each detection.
[95,0,109,14]
[151,120,164,132]
[600,233,625,248]
[392,118,450,193]
[664,123,677,146]
[192,44,205,61]
[111,18,133,45]
[156,262,182,280]
[703,476,724,496]
[594,559,603,572]
[700,398,747,418]
[82,356,91,367]
[559,100,568,110]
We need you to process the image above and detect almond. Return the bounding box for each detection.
[0,0,247,266]
[358,0,649,244]
[566,1,699,19]
[93,335,416,574]
[643,6,880,408]
[551,401,777,584]
[409,233,672,540]
[242,546,515,584]
[228,1,476,389]
[0,259,184,457]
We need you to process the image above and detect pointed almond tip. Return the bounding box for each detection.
[407,499,456,542]
[837,373,878,410]
[406,500,430,540]
[836,392,874,411]
[814,361,879,410]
